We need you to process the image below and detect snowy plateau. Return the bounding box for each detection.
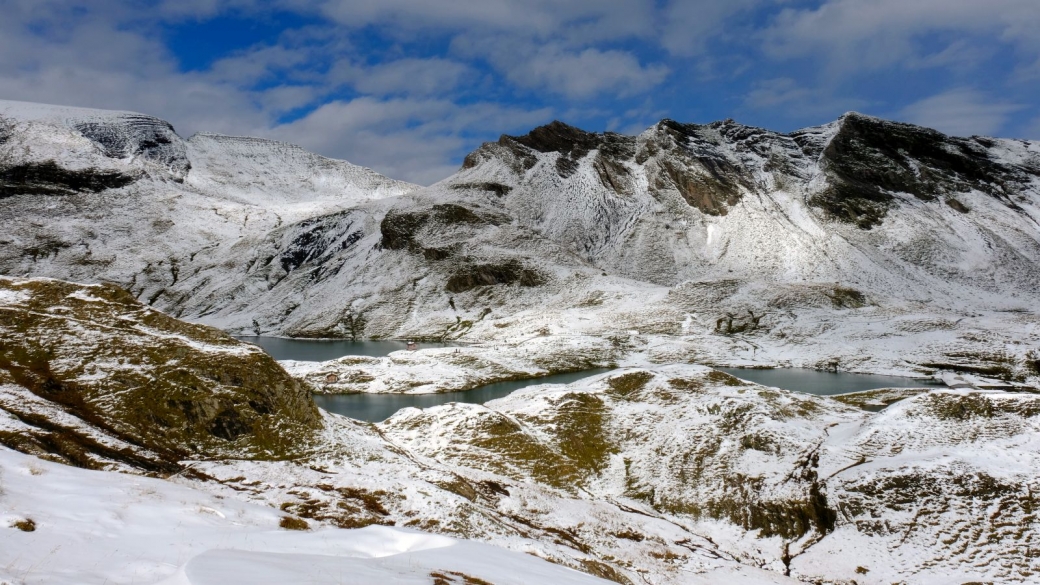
[0,98,1039,584]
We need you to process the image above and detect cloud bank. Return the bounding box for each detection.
[1,0,1038,183]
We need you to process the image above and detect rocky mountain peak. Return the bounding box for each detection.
[811,109,1037,228]
[506,120,606,154]
[0,99,191,180]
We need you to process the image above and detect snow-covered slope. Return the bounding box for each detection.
[0,99,417,315]
[2,99,1039,380]
[2,278,1037,583]
[0,275,799,584]
[446,115,1040,306]
[4,99,1040,583]
[0,98,190,181]
[0,447,610,585]
[380,365,1040,583]
[171,115,1040,334]
[185,132,417,214]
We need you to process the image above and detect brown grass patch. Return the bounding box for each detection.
[12,518,36,532]
[279,516,309,531]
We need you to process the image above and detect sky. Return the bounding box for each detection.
[2,0,1039,185]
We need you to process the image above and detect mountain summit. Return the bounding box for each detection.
[1,99,1038,370]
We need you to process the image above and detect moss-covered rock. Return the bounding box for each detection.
[0,160,137,198]
[380,203,503,251]
[445,260,545,293]
[0,277,321,468]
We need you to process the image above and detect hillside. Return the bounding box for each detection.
[3,100,1039,381]
[0,99,417,318]
[0,276,321,468]
[2,288,1036,583]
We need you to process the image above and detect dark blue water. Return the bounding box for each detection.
[237,337,609,422]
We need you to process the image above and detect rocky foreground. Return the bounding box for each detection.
[3,277,1039,584]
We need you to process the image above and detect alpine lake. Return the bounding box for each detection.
[240,337,939,422]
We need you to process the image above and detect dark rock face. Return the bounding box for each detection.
[808,113,1034,228]
[510,120,604,155]
[380,204,502,251]
[75,115,190,177]
[0,160,137,198]
[380,209,430,250]
[0,277,322,470]
[0,118,12,145]
[445,259,545,293]
[492,119,761,215]
[641,120,757,216]
[449,182,513,197]
[946,197,970,213]
[248,212,367,285]
[503,121,636,179]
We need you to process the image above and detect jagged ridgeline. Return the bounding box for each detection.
[0,277,321,471]
[1,98,1039,341]
[466,114,1037,226]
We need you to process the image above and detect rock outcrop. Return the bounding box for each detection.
[0,276,321,470]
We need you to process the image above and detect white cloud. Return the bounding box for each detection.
[256,85,321,115]
[269,97,552,184]
[208,45,315,86]
[307,0,672,99]
[659,0,759,57]
[311,0,656,42]
[744,78,812,109]
[897,88,1024,137]
[502,46,669,99]
[762,0,1040,74]
[905,39,995,70]
[329,58,478,97]
[741,78,870,126]
[453,38,669,100]
[0,4,272,137]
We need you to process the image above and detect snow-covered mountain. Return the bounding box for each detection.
[2,99,1039,379]
[174,113,1040,340]
[0,99,417,312]
[447,115,1040,301]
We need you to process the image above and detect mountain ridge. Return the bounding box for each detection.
[1,98,1039,382]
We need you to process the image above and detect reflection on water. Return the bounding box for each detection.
[235,336,447,362]
[312,369,612,422]
[715,367,939,396]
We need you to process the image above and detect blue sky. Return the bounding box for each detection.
[2,0,1039,184]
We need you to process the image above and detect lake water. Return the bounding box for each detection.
[715,367,939,396]
[235,336,448,362]
[312,369,612,422]
[239,337,940,421]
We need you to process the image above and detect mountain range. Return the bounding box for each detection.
[2,99,1040,584]
[2,98,1038,377]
